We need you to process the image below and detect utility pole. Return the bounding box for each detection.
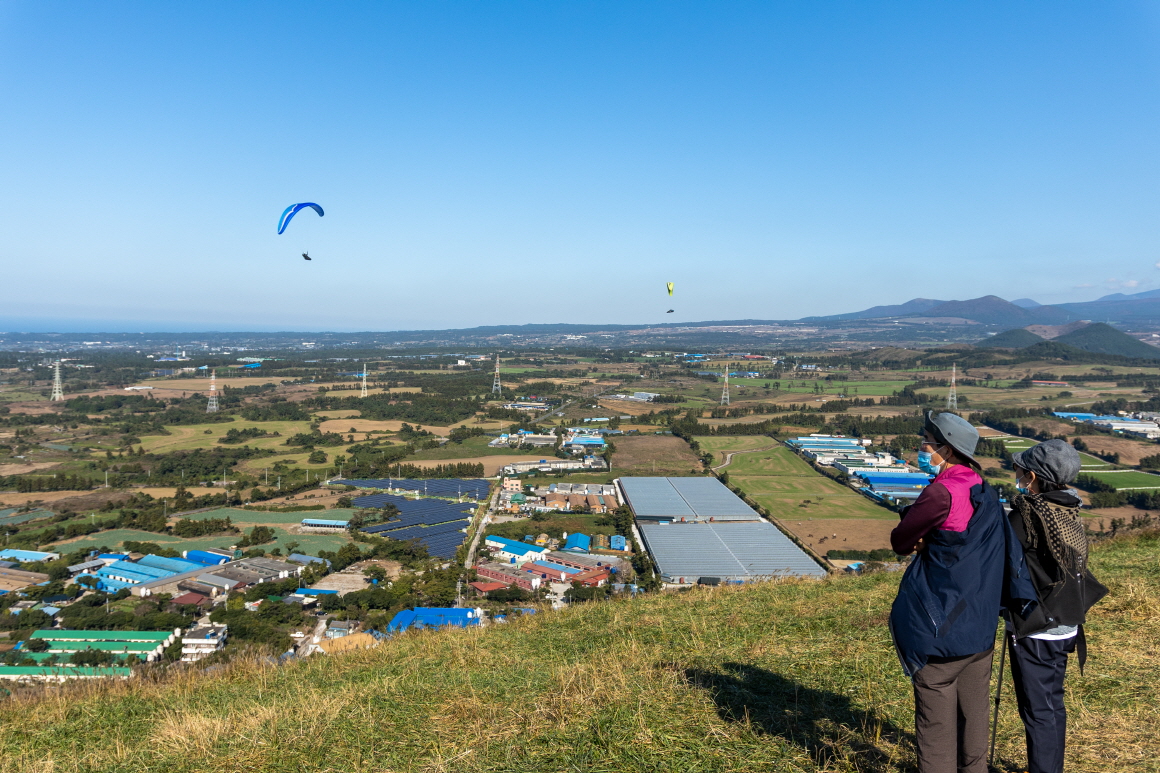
[360,363,368,398]
[947,363,958,412]
[50,360,64,402]
[492,353,502,395]
[720,364,730,406]
[206,369,219,413]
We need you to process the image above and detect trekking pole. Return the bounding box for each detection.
[989,633,1008,769]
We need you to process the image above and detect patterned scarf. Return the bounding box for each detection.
[1011,493,1089,574]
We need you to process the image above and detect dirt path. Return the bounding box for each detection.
[711,445,778,472]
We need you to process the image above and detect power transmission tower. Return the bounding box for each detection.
[946,362,958,412]
[206,369,219,413]
[492,353,502,395]
[720,364,730,406]
[50,360,64,402]
[360,363,368,398]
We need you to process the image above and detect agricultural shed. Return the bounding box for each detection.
[637,521,827,583]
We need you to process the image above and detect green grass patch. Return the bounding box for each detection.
[181,507,356,525]
[1082,470,1160,490]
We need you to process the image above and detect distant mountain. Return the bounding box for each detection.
[802,298,945,322]
[1051,322,1160,360]
[1011,298,1042,308]
[976,328,1045,348]
[1096,288,1160,302]
[920,296,1073,326]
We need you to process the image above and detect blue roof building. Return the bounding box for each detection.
[562,533,591,553]
[301,518,350,529]
[386,607,481,633]
[183,550,230,567]
[0,549,60,563]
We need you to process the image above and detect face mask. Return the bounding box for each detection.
[1015,474,1031,494]
[917,448,944,475]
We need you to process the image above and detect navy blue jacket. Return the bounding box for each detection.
[889,480,1036,677]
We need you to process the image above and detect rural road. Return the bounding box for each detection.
[463,484,500,568]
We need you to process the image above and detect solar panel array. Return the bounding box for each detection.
[353,495,476,528]
[356,494,474,560]
[336,478,491,499]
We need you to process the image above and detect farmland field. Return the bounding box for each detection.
[611,435,701,475]
[1081,470,1160,489]
[181,507,356,524]
[48,523,352,556]
[701,439,896,552]
[138,420,314,454]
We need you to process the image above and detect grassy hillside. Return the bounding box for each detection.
[977,328,1045,348]
[1053,322,1160,360]
[2,532,1157,773]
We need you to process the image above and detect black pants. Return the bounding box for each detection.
[1009,635,1076,773]
[912,648,994,773]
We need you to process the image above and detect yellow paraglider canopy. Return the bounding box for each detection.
[666,282,674,297]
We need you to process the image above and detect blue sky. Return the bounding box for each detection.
[3,2,1160,332]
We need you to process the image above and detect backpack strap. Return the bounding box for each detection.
[1076,624,1087,674]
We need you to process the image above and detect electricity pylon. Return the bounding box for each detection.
[492,354,502,395]
[50,361,64,402]
[360,363,368,398]
[720,364,730,406]
[206,369,219,413]
[946,363,958,411]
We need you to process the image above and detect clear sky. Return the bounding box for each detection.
[3,2,1160,332]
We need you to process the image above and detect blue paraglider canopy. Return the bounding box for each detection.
[277,203,324,235]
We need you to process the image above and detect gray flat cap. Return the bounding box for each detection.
[924,411,980,466]
[1011,438,1081,486]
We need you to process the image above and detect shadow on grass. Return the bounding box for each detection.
[684,661,915,772]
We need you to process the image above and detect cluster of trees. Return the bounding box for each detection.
[240,399,311,421]
[285,430,346,447]
[448,426,486,443]
[0,473,95,492]
[826,548,898,561]
[172,516,237,538]
[374,462,485,479]
[237,525,276,547]
[219,427,277,444]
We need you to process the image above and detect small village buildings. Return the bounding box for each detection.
[180,625,228,662]
[474,563,541,591]
[484,535,549,564]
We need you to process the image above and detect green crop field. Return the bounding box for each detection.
[180,507,357,524]
[1082,470,1160,489]
[48,523,352,555]
[711,444,893,520]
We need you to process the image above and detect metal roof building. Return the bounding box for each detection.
[637,521,827,583]
[618,476,761,522]
[620,477,826,582]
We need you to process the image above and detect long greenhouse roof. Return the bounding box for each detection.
[619,477,760,520]
[638,521,826,580]
[31,630,173,641]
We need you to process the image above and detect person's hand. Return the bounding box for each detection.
[914,537,928,553]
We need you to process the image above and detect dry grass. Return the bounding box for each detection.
[0,532,1155,772]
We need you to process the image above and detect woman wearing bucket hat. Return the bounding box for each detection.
[889,411,1035,773]
[1006,439,1108,773]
